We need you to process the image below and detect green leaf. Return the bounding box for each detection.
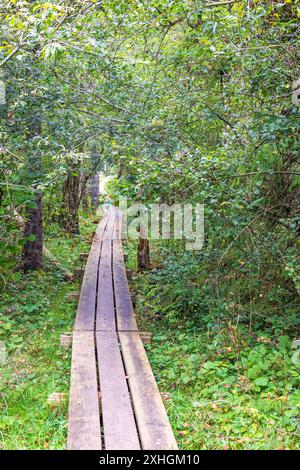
[27,234,37,242]
[254,377,268,387]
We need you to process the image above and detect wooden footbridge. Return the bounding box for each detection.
[67,206,177,450]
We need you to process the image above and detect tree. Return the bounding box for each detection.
[22,114,43,272]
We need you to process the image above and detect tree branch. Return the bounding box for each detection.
[0,46,19,68]
[204,0,242,7]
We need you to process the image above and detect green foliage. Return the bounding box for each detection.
[0,0,299,450]
[125,212,300,449]
[129,241,300,449]
[0,269,71,449]
[133,240,299,334]
[0,215,94,449]
[147,327,300,450]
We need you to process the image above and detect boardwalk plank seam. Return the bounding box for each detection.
[67,207,177,450]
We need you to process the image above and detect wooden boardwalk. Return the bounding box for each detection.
[67,206,177,450]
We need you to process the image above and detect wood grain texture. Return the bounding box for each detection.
[67,331,101,450]
[113,238,138,331]
[74,213,109,331]
[112,208,122,241]
[119,332,178,450]
[96,331,140,450]
[96,208,117,331]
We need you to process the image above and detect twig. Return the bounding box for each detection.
[142,26,171,110]
[223,171,300,180]
[0,182,38,193]
[0,46,19,68]
[0,31,25,67]
[94,93,134,115]
[77,108,128,124]
[53,1,103,33]
[182,171,300,193]
[204,0,242,6]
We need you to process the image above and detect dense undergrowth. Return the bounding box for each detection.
[0,210,299,449]
[126,240,300,450]
[0,215,95,449]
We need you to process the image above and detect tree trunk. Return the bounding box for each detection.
[22,115,43,272]
[63,170,80,235]
[81,173,89,212]
[89,146,100,213]
[23,191,43,272]
[137,227,150,270]
[82,189,89,212]
[90,173,99,212]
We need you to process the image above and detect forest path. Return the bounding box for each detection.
[67,206,177,450]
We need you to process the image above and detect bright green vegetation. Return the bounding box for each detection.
[0,270,71,449]
[0,216,94,449]
[148,327,299,450]
[125,240,300,450]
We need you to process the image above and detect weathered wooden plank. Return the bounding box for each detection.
[140,331,152,345]
[60,332,72,348]
[67,331,101,450]
[119,332,178,450]
[74,213,109,331]
[96,331,140,450]
[96,237,114,331]
[69,205,177,452]
[113,236,138,331]
[96,209,117,331]
[112,208,122,241]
